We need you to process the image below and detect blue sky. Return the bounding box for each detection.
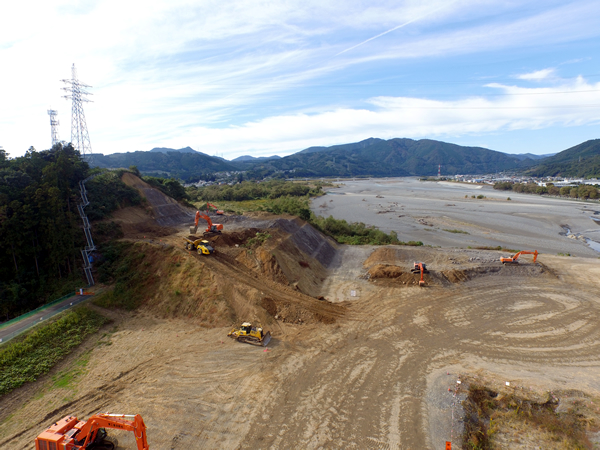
[2,0,600,159]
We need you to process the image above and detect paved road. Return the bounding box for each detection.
[0,294,92,344]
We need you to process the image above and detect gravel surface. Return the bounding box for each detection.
[312,178,600,258]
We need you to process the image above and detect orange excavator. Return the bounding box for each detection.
[206,202,224,215]
[410,262,429,287]
[500,250,538,265]
[190,210,223,235]
[35,413,149,450]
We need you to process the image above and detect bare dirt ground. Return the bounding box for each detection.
[2,175,600,449]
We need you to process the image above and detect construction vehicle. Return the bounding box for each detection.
[190,210,223,235]
[410,262,429,287]
[228,322,272,347]
[35,413,148,450]
[206,202,224,215]
[183,236,215,255]
[500,250,538,264]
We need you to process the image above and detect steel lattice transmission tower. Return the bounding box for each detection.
[61,64,93,159]
[47,109,60,147]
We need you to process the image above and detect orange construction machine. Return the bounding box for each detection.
[190,211,223,235]
[500,250,538,265]
[35,413,149,450]
[410,262,429,287]
[206,202,224,215]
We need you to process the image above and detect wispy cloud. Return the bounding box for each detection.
[335,1,457,56]
[2,0,600,157]
[517,68,556,81]
[147,77,600,158]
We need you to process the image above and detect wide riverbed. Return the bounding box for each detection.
[311,178,600,258]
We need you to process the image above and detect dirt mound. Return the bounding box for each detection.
[207,228,263,247]
[368,264,404,278]
[102,206,177,239]
[364,248,399,267]
[367,263,433,286]
[121,172,193,226]
[441,264,548,283]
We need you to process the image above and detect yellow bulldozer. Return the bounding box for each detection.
[228,322,271,346]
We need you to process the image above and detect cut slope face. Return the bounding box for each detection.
[121,172,194,226]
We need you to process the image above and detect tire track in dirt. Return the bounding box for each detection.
[241,272,600,449]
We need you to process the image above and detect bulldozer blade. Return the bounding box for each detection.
[262,331,272,347]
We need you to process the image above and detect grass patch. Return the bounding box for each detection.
[443,228,470,234]
[0,307,107,396]
[194,198,269,215]
[242,232,272,249]
[463,384,598,449]
[471,246,520,253]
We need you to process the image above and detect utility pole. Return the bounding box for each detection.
[62,64,93,161]
[47,109,60,147]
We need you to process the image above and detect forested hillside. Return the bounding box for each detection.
[526,139,600,178]
[241,138,533,179]
[0,145,141,321]
[0,145,89,320]
[92,149,238,180]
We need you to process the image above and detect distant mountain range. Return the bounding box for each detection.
[510,152,556,161]
[92,149,238,178]
[90,138,600,180]
[242,138,533,178]
[148,146,200,154]
[232,155,282,162]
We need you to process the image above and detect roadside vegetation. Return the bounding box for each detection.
[0,306,107,396]
[494,181,599,200]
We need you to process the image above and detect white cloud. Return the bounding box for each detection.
[517,68,556,81]
[2,1,600,157]
[163,77,600,158]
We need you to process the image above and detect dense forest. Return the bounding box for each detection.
[0,145,142,321]
[526,139,600,178]
[0,144,89,320]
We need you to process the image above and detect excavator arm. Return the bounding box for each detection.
[78,414,149,450]
[500,250,538,264]
[192,211,223,235]
[206,202,224,215]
